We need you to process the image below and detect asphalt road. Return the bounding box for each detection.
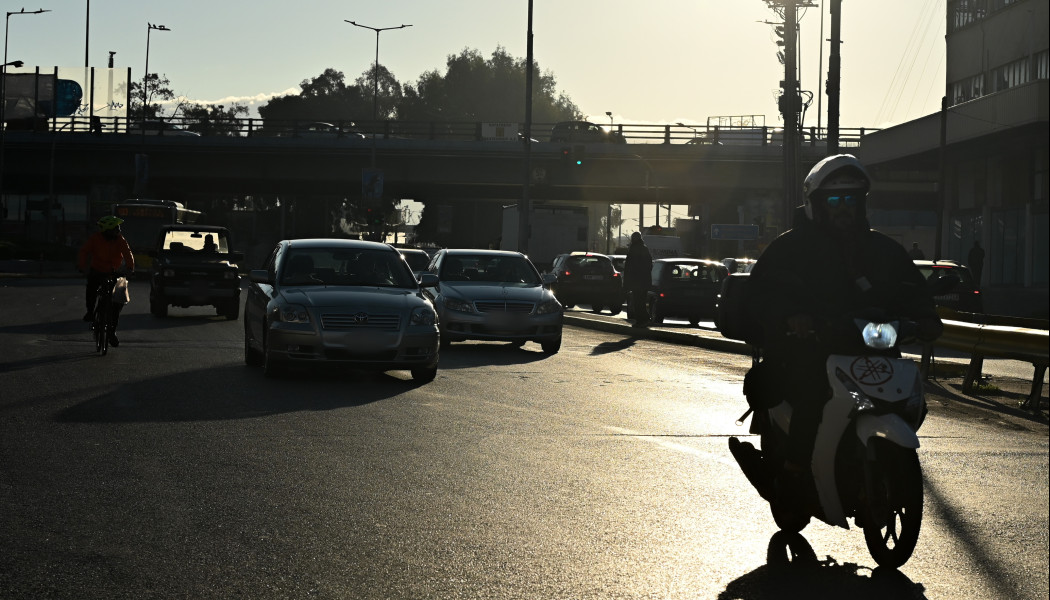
[1,278,1047,599]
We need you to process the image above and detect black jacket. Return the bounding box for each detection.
[748,221,941,357]
[623,239,653,290]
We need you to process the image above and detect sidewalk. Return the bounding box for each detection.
[563,309,1049,428]
[0,259,81,278]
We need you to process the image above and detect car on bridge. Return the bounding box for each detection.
[421,249,563,353]
[549,121,625,144]
[243,239,440,381]
[129,119,200,137]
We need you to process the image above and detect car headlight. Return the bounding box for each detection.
[278,304,310,323]
[536,299,563,315]
[443,297,475,313]
[861,321,898,349]
[410,306,437,326]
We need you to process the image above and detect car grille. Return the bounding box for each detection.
[474,301,534,314]
[320,313,401,331]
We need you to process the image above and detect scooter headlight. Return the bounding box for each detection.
[861,321,898,349]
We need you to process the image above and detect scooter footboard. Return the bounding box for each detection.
[855,413,920,450]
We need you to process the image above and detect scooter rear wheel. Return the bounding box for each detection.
[862,440,923,569]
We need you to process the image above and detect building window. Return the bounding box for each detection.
[1036,49,1049,81]
[950,73,986,104]
[990,57,1030,93]
[949,0,988,33]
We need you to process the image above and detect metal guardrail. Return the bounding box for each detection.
[929,307,1049,412]
[5,115,876,146]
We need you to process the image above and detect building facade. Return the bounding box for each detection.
[859,0,1048,317]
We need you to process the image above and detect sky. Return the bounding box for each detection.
[5,0,947,130]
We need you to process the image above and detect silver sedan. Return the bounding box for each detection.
[243,239,440,382]
[422,249,563,354]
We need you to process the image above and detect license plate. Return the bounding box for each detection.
[584,275,604,281]
[936,293,959,302]
[485,312,524,333]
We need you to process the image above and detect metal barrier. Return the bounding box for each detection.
[928,307,1049,412]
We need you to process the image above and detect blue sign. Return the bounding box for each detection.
[710,224,759,240]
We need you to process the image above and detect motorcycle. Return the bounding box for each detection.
[727,311,928,570]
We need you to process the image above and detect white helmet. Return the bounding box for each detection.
[802,154,871,221]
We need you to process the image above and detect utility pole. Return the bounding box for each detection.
[518,0,534,255]
[826,0,842,155]
[766,0,815,230]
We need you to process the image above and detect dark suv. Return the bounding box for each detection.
[550,252,624,314]
[913,259,983,313]
[148,225,243,319]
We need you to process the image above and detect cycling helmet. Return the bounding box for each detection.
[97,215,124,231]
[802,154,871,221]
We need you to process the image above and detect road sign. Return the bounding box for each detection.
[362,168,383,203]
[710,224,759,240]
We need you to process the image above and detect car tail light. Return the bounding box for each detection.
[659,292,666,298]
[563,270,572,277]
[973,290,981,295]
[612,272,620,278]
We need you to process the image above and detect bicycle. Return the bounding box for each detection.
[91,273,121,355]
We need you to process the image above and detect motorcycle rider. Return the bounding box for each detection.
[78,215,135,346]
[745,154,942,504]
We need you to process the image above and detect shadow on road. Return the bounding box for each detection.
[718,532,927,599]
[589,335,642,356]
[434,341,554,370]
[54,362,416,424]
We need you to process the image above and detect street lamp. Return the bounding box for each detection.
[606,111,613,126]
[677,122,699,140]
[143,23,170,125]
[2,7,51,206]
[345,20,412,122]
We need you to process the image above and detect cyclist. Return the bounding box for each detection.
[78,216,135,346]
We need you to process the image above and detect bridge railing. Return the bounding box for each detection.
[5,115,876,146]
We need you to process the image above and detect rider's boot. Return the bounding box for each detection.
[729,437,774,501]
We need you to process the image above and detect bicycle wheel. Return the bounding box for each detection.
[98,300,110,355]
[93,305,104,353]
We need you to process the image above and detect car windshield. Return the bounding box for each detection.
[917,265,974,284]
[281,248,417,288]
[162,230,229,253]
[402,252,431,271]
[563,255,613,273]
[662,263,724,284]
[440,255,540,285]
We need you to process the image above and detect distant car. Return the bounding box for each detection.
[549,120,626,144]
[148,225,242,319]
[722,258,757,274]
[646,258,729,326]
[291,121,367,139]
[550,252,624,315]
[243,238,440,381]
[422,249,563,353]
[129,119,199,137]
[397,247,433,277]
[913,259,983,313]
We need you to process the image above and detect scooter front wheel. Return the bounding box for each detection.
[862,440,923,569]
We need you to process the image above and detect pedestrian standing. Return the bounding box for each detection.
[624,232,653,327]
[908,242,926,260]
[968,241,986,285]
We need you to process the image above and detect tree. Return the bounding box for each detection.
[258,68,372,125]
[128,73,176,120]
[398,46,583,123]
[355,64,403,121]
[180,102,249,137]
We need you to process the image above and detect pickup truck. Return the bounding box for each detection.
[148,225,243,319]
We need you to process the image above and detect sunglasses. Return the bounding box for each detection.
[824,194,859,208]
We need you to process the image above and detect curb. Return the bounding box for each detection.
[562,312,752,356]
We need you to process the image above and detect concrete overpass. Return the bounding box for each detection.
[4,130,833,208]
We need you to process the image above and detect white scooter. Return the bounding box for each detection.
[729,315,928,570]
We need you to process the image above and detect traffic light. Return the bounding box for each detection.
[561,145,585,166]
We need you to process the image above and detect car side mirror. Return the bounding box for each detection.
[418,273,438,287]
[541,272,557,286]
[249,269,272,284]
[229,251,245,263]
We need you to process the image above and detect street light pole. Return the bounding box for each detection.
[345,20,412,122]
[143,23,170,125]
[2,8,51,209]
